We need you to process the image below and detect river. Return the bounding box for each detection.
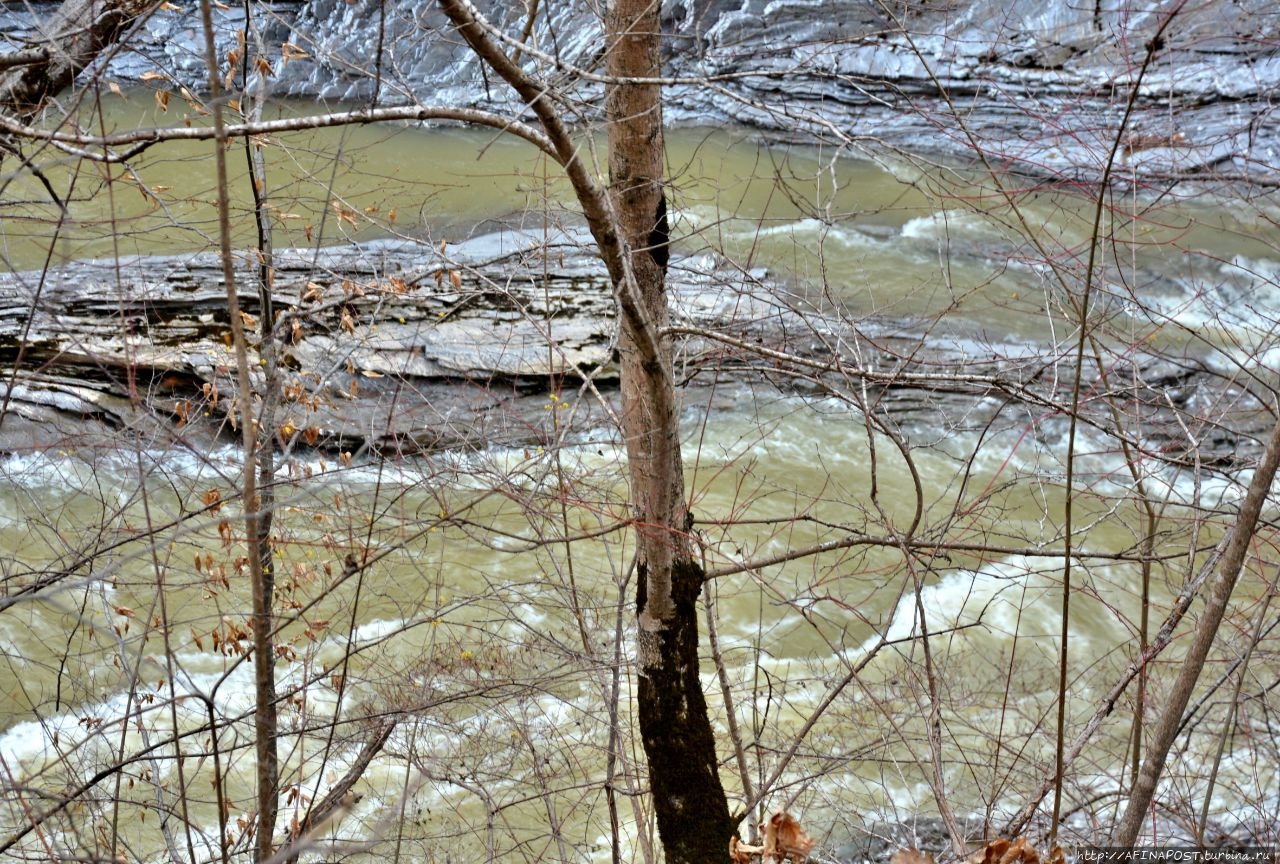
[1,95,1278,861]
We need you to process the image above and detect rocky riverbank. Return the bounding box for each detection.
[5,0,1280,183]
[0,226,1272,474]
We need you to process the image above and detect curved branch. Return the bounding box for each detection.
[273,719,398,864]
[436,0,663,369]
[0,136,65,209]
[1113,411,1280,843]
[0,105,557,164]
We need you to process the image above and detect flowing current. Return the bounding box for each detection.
[2,97,1279,860]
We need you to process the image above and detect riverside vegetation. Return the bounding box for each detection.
[1,1,1279,862]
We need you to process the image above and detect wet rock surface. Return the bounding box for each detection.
[3,3,1275,460]
[0,228,615,454]
[0,227,1271,472]
[7,0,1279,183]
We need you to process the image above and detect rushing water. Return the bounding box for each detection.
[2,95,1279,860]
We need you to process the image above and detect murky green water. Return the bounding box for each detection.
[8,96,1277,330]
[2,95,1279,860]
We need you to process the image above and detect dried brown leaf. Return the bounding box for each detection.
[892,848,936,864]
[331,200,358,227]
[967,837,1059,864]
[760,811,815,864]
[967,839,1009,864]
[731,835,762,864]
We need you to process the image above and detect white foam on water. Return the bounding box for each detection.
[900,208,1009,244]
[853,555,1062,660]
[349,616,411,646]
[0,665,242,779]
[1138,253,1280,373]
[678,207,884,256]
[2,342,1276,855]
[980,416,1256,517]
[745,218,878,247]
[0,641,352,787]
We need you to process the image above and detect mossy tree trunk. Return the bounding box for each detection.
[606,0,734,860]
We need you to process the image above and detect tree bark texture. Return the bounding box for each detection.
[606,0,733,860]
[1113,413,1280,844]
[0,0,159,119]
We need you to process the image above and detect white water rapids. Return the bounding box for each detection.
[2,101,1279,860]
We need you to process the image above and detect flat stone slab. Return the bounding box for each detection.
[0,228,778,454]
[0,227,1271,470]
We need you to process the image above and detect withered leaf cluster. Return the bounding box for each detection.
[731,811,816,864]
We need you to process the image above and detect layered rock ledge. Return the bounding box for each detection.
[0,228,1272,473]
[5,0,1280,183]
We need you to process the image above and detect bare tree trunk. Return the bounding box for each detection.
[606,2,733,861]
[239,14,282,857]
[1113,413,1280,845]
[0,0,159,119]
[197,1,278,858]
[436,0,733,858]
